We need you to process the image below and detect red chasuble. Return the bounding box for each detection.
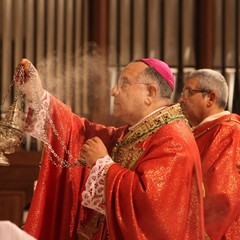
[24,96,205,240]
[193,114,240,239]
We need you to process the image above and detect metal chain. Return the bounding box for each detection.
[0,66,26,145]
[0,80,15,111]
[26,63,82,168]
[0,63,84,168]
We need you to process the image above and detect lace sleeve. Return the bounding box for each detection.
[81,155,115,215]
[25,90,50,141]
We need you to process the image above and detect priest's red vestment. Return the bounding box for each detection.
[193,114,240,240]
[24,96,205,240]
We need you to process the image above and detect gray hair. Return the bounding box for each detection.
[140,67,173,99]
[185,69,229,108]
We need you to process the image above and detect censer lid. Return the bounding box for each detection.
[0,104,25,133]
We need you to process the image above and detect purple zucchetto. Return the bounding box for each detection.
[141,58,175,90]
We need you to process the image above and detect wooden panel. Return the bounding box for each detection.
[195,0,215,68]
[120,0,131,66]
[147,0,161,58]
[164,0,179,66]
[108,0,118,66]
[0,151,41,226]
[1,0,13,111]
[133,0,146,59]
[0,191,25,226]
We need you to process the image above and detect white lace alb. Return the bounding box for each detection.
[25,90,50,141]
[82,155,114,215]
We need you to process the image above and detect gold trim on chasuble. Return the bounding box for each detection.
[111,103,185,169]
[77,103,185,240]
[194,117,240,139]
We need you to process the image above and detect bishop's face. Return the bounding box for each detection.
[111,62,150,125]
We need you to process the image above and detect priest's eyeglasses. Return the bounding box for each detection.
[181,88,211,98]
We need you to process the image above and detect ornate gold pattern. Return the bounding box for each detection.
[111,103,185,169]
[78,212,103,240]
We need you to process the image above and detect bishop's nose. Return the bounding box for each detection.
[110,85,119,96]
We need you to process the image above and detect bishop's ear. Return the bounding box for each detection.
[144,84,157,105]
[147,84,157,97]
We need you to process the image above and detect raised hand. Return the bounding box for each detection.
[14,58,44,102]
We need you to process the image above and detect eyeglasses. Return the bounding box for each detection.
[115,78,148,91]
[181,88,211,98]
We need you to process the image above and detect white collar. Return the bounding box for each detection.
[194,111,231,129]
